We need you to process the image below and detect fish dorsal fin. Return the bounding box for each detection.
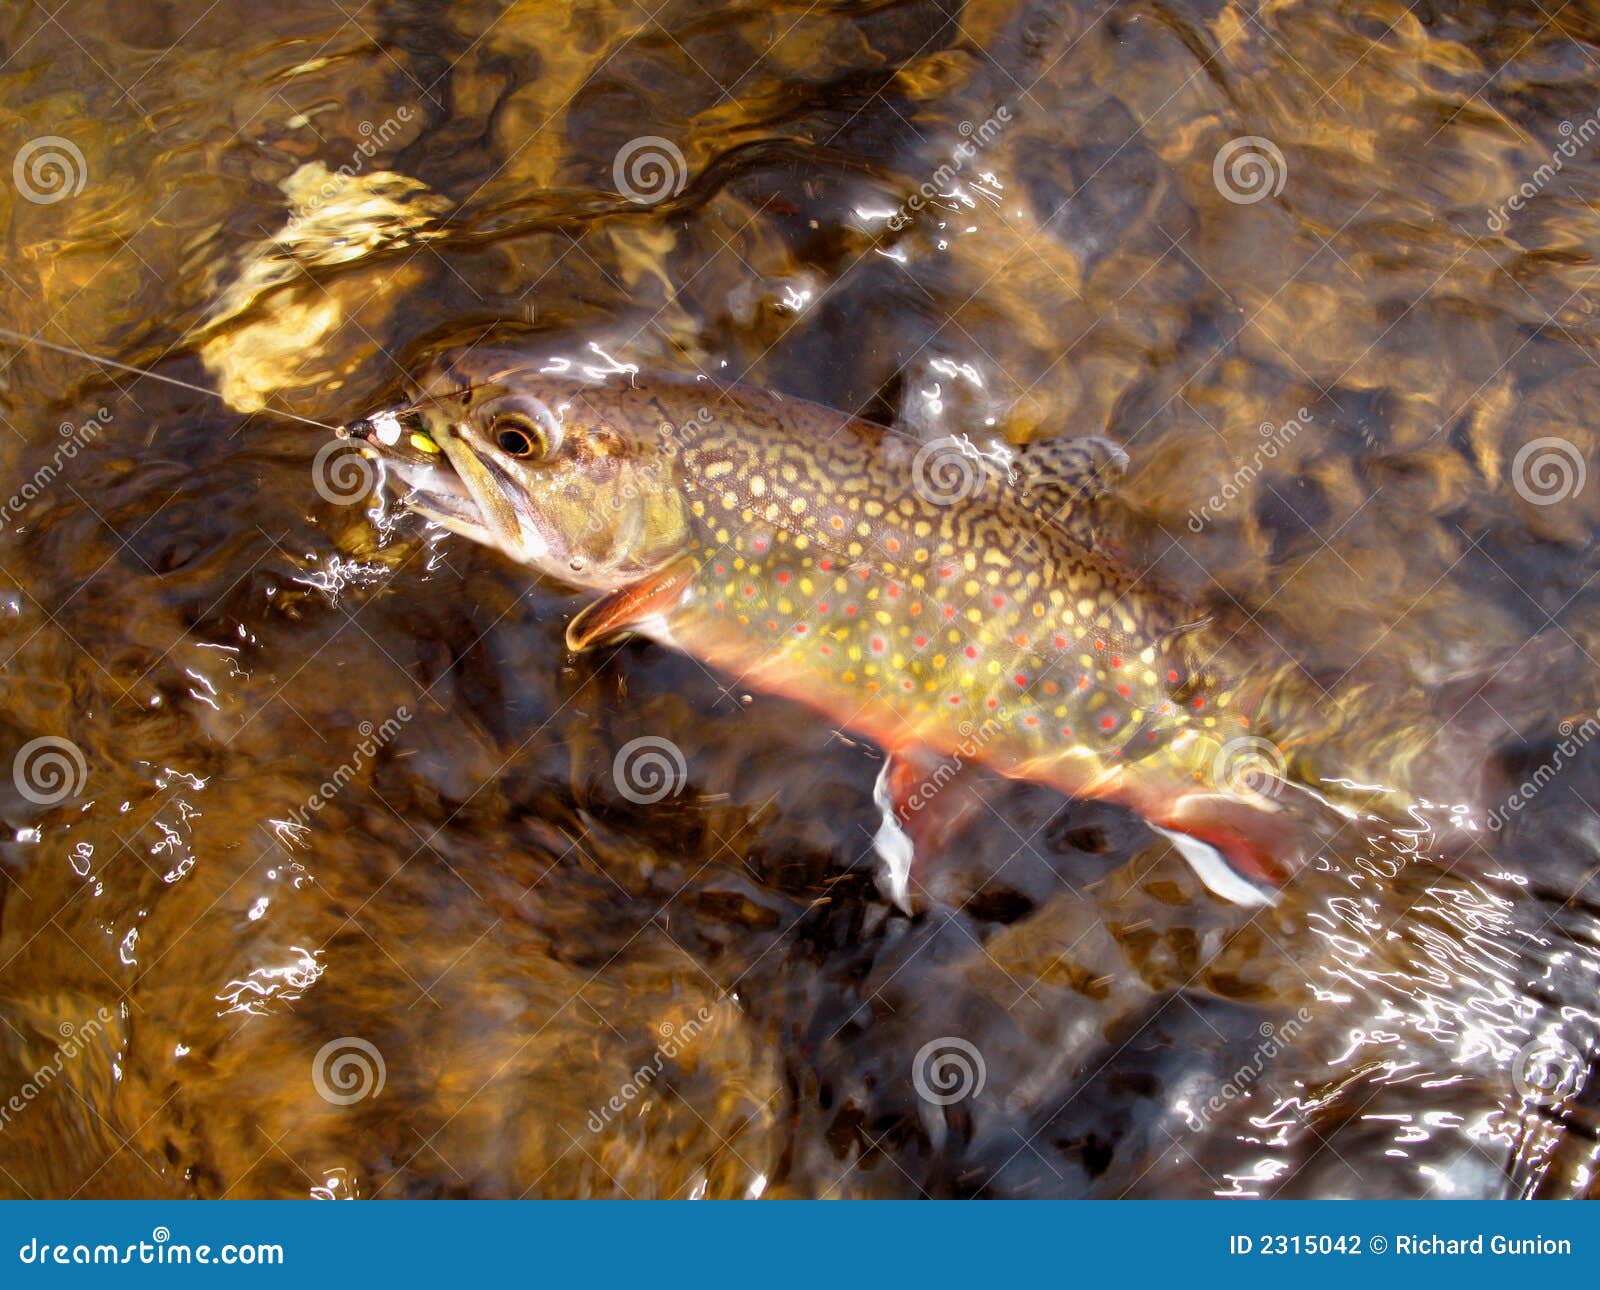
[565,556,699,652]
[1011,434,1129,521]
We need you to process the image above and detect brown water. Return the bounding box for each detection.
[2,0,1599,1198]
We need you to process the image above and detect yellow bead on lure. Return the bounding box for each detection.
[342,347,1310,908]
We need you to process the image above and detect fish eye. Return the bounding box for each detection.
[490,414,544,459]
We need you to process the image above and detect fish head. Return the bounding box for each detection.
[342,348,693,590]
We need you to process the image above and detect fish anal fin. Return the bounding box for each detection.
[871,746,990,912]
[565,556,698,652]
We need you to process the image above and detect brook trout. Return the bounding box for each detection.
[341,347,1330,908]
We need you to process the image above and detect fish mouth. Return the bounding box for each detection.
[339,411,494,544]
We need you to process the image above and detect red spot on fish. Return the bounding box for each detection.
[986,698,999,710]
[887,583,901,598]
[1117,682,1131,698]
[1076,675,1090,690]
[794,623,807,634]
[845,604,858,616]
[902,678,913,690]
[742,584,756,597]
[885,536,901,553]
[1100,715,1117,730]
[1147,731,1159,741]
[965,645,979,659]
[818,601,830,613]
[715,599,725,610]
[991,594,1004,608]
[1053,634,1068,649]
[819,558,833,571]
[777,571,790,584]
[943,605,956,620]
[914,634,927,648]
[1192,696,1206,710]
[1110,655,1122,669]
[1024,715,1039,727]
[909,601,922,616]
[820,644,832,655]
[1013,673,1027,687]
[1060,727,1073,738]
[1043,680,1058,694]
[948,695,961,706]
[1093,639,1106,652]
[1013,633,1028,647]
[856,566,871,581]
[829,516,845,531]
[765,619,778,631]
[867,681,879,692]
[939,565,955,579]
[1167,669,1180,683]
[714,563,726,574]
[870,636,885,653]
[754,538,768,552]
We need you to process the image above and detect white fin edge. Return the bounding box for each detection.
[1151,824,1277,908]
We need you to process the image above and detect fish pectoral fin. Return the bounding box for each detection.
[1014,434,1129,518]
[565,556,699,652]
[1155,791,1299,898]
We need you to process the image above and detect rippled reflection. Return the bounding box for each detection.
[0,0,1597,1198]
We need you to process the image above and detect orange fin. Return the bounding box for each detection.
[565,557,699,652]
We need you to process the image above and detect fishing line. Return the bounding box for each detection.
[0,325,342,432]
